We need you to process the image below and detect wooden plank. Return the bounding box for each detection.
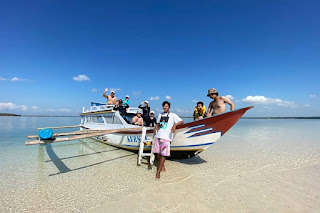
[37,125,84,130]
[25,127,143,145]
[27,129,101,139]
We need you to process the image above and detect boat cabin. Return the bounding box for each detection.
[80,102,141,129]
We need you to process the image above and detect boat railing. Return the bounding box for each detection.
[82,104,115,113]
[127,107,140,114]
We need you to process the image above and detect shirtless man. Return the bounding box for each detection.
[206,88,235,116]
[102,88,117,105]
[132,110,144,126]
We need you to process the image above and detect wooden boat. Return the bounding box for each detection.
[78,103,254,156]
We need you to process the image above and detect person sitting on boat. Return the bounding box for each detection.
[113,99,129,122]
[193,101,206,120]
[206,88,235,117]
[153,101,183,179]
[138,100,150,124]
[123,95,130,106]
[132,110,144,126]
[102,88,117,106]
[146,111,157,127]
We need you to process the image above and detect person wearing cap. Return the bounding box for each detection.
[147,111,157,127]
[132,110,144,126]
[206,88,235,117]
[138,100,150,124]
[102,88,118,105]
[123,95,130,107]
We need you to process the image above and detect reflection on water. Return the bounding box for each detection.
[0,117,319,212]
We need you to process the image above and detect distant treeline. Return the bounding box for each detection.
[0,113,21,116]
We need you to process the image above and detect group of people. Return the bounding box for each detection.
[103,87,235,179]
[102,88,157,126]
[193,88,235,120]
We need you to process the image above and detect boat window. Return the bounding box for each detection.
[104,114,113,124]
[97,116,104,123]
[112,115,123,124]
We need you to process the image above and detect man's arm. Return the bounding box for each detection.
[102,88,109,98]
[171,120,183,133]
[206,102,213,117]
[222,96,235,111]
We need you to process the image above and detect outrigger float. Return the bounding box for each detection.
[26,102,253,160]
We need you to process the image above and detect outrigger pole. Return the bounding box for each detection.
[25,127,143,146]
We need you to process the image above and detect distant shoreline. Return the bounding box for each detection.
[0,113,21,116]
[1,114,319,119]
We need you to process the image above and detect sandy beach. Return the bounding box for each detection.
[0,118,319,212]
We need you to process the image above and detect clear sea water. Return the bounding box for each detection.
[0,116,319,212]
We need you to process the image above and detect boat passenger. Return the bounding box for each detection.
[193,102,206,120]
[132,110,144,126]
[147,111,157,127]
[153,101,183,179]
[102,88,117,105]
[113,99,129,122]
[138,101,150,123]
[123,95,130,106]
[206,88,235,117]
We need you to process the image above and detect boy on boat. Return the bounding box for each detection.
[102,88,117,105]
[206,88,235,116]
[113,99,129,122]
[147,111,157,127]
[153,101,183,179]
[123,95,130,106]
[132,110,144,126]
[193,101,206,120]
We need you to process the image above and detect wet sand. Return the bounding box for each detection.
[1,119,319,212]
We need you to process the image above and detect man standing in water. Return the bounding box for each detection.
[206,88,235,116]
[153,101,183,179]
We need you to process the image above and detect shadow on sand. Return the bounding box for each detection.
[173,155,207,165]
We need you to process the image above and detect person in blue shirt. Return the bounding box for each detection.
[123,95,130,106]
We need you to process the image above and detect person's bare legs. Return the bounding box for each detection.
[156,155,166,179]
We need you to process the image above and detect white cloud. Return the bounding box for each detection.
[92,88,97,93]
[242,96,295,107]
[59,108,72,112]
[192,100,198,103]
[165,96,172,100]
[110,88,121,91]
[309,94,317,98]
[0,102,28,111]
[31,106,39,110]
[133,91,142,96]
[225,95,234,100]
[150,96,160,101]
[305,104,311,107]
[11,77,24,81]
[0,77,8,80]
[73,75,90,81]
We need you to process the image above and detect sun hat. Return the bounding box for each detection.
[207,88,218,97]
[125,95,129,98]
[150,111,155,114]
[144,101,149,104]
[111,91,115,94]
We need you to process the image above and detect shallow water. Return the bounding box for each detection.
[0,117,319,212]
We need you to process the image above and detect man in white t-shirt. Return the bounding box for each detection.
[153,101,183,179]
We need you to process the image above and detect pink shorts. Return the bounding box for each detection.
[152,138,171,157]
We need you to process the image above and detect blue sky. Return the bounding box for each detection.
[1,0,319,116]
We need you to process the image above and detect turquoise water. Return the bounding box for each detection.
[0,117,319,212]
